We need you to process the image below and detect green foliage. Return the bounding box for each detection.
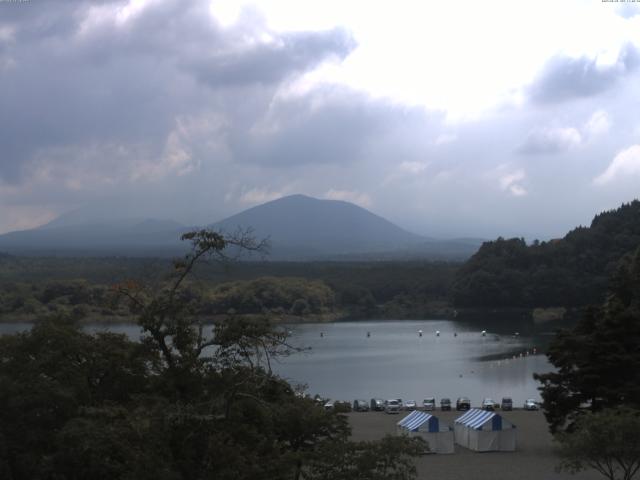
[0,230,424,479]
[453,200,640,308]
[304,435,426,480]
[0,280,128,322]
[556,407,640,480]
[535,246,640,433]
[0,259,459,322]
[205,277,336,316]
[0,317,155,479]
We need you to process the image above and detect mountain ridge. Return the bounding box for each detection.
[0,194,481,260]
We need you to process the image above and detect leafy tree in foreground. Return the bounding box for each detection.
[0,229,425,480]
[535,246,640,433]
[556,407,640,480]
[305,435,426,480]
[0,318,158,479]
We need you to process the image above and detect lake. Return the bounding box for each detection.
[0,319,551,407]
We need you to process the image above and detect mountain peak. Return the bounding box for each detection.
[212,194,423,258]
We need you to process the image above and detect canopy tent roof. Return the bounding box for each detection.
[455,409,510,431]
[397,410,439,433]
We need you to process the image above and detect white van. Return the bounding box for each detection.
[384,399,401,414]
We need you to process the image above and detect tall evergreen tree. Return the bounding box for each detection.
[535,246,640,433]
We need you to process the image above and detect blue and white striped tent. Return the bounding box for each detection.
[396,410,454,454]
[454,409,516,452]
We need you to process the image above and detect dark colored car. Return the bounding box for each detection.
[456,397,471,411]
[370,398,385,411]
[501,397,513,411]
[440,398,452,411]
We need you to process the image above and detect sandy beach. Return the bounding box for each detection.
[348,410,601,480]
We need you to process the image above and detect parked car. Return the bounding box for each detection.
[440,398,452,411]
[481,398,495,411]
[404,400,417,410]
[423,397,436,411]
[456,397,471,411]
[384,399,401,414]
[324,400,334,411]
[524,399,539,410]
[501,397,513,411]
[370,398,385,411]
[353,399,369,412]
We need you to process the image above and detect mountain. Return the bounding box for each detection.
[0,218,187,256]
[211,194,427,258]
[0,194,482,259]
[452,200,640,309]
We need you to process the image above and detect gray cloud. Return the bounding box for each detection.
[230,89,418,167]
[518,127,582,155]
[529,43,639,104]
[0,0,353,185]
[1,0,640,240]
[190,28,355,88]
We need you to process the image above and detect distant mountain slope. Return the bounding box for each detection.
[212,195,427,257]
[0,194,481,259]
[0,219,186,255]
[452,200,640,308]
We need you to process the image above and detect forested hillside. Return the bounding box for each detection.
[452,201,640,308]
[0,261,457,322]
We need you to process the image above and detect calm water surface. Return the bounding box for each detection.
[0,319,551,406]
[279,320,549,406]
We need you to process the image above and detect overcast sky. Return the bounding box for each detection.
[1,0,639,238]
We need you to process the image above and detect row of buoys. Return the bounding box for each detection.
[489,347,540,367]
[318,330,525,339]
